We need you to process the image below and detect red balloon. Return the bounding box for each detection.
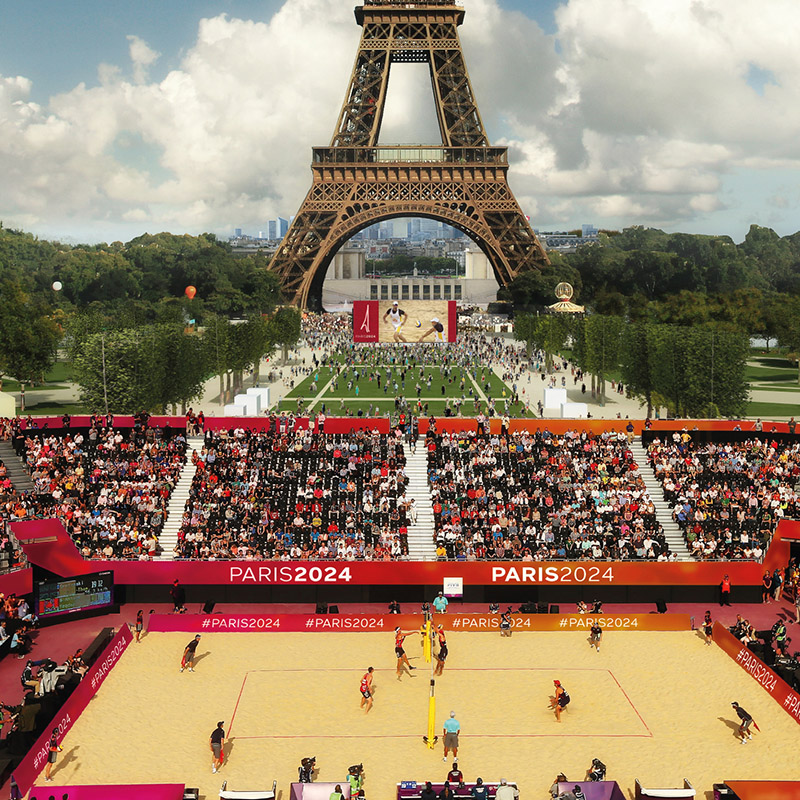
[185,285,197,300]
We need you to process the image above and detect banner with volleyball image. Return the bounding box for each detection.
[353,300,456,343]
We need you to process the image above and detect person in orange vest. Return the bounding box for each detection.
[719,574,732,607]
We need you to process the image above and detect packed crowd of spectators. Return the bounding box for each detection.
[646,433,800,560]
[0,419,186,560]
[173,426,411,560]
[426,427,670,561]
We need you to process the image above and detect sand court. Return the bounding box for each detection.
[31,629,800,799]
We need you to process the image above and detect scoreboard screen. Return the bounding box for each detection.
[35,571,114,618]
[353,300,457,343]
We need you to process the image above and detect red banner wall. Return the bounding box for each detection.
[10,518,772,587]
[713,621,800,726]
[147,612,690,633]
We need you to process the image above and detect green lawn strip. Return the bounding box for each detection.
[748,383,800,392]
[749,355,795,369]
[1,379,69,392]
[745,401,800,418]
[745,367,796,383]
[320,365,477,400]
[284,367,337,399]
[21,401,90,416]
[44,362,73,382]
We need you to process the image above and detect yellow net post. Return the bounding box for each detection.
[423,678,438,749]
[423,618,432,664]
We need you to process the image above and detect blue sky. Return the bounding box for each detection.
[1,0,799,244]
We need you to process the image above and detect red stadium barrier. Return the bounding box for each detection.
[11,516,790,586]
[0,567,32,597]
[12,624,133,796]
[147,612,690,633]
[713,621,800,727]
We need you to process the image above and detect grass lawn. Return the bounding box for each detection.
[745,401,800,419]
[20,401,90,416]
[745,366,797,384]
[45,361,74,382]
[279,362,530,418]
[1,379,69,392]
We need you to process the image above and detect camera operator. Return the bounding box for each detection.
[347,763,364,796]
[298,756,316,783]
[500,606,513,637]
[586,758,606,781]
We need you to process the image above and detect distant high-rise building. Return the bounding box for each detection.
[234,228,242,237]
[268,220,277,240]
[278,217,289,237]
[582,224,598,237]
[258,231,265,239]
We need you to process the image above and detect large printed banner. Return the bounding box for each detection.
[713,621,800,726]
[12,624,134,797]
[148,612,690,633]
[353,300,457,343]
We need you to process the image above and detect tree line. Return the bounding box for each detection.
[515,313,748,418]
[502,224,800,345]
[0,224,300,411]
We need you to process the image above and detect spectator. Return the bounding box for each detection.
[420,782,438,800]
[495,779,519,800]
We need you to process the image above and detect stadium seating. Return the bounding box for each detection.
[646,435,798,559]
[426,428,669,561]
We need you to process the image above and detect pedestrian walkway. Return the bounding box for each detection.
[404,445,437,561]
[629,439,692,561]
[156,436,203,560]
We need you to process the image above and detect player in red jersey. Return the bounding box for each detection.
[395,627,418,678]
[360,667,375,713]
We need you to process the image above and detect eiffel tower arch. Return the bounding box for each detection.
[270,0,549,310]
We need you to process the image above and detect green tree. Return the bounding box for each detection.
[267,306,302,364]
[583,315,624,406]
[0,280,60,385]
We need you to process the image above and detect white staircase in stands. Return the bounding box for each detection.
[404,444,437,561]
[629,439,693,561]
[157,436,203,560]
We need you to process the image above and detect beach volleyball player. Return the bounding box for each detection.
[360,667,375,713]
[382,301,409,343]
[395,627,418,678]
[419,318,445,343]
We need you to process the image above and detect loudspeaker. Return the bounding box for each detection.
[655,599,667,614]
[328,605,339,614]
[763,645,776,667]
[202,601,215,614]
[537,601,549,614]
[519,603,537,614]
[549,604,560,614]
[315,603,328,614]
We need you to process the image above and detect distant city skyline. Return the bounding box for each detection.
[2,0,799,245]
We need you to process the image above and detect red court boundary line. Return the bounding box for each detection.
[228,666,652,739]
[230,733,652,740]
[227,672,250,739]
[608,669,652,737]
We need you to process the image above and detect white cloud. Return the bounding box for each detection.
[127,36,160,84]
[1,0,800,242]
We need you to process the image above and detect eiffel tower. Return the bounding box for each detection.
[270,0,549,310]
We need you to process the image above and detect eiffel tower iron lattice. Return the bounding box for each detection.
[270,0,549,310]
